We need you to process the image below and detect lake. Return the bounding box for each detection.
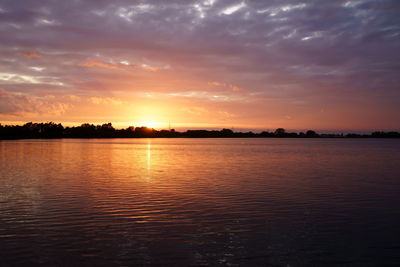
[1,138,400,266]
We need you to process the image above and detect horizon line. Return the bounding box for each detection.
[1,121,400,134]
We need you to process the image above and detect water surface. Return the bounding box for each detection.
[1,138,400,266]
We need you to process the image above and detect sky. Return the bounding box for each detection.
[0,0,399,131]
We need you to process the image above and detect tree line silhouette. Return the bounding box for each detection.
[0,122,399,139]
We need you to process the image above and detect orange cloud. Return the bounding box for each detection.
[21,52,42,59]
[208,81,243,91]
[140,64,159,72]
[89,97,123,105]
[79,60,122,70]
[78,58,168,74]
[0,88,70,116]
[180,106,208,116]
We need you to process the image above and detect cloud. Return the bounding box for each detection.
[220,2,246,15]
[0,88,70,116]
[181,106,208,116]
[0,0,399,129]
[208,81,243,92]
[79,60,123,70]
[21,52,42,59]
[89,97,123,105]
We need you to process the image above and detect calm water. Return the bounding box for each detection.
[1,138,400,266]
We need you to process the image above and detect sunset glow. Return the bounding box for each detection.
[1,2,400,264]
[0,1,399,131]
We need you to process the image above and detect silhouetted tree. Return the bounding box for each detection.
[306,130,319,137]
[135,127,155,137]
[274,128,286,137]
[260,131,273,137]
[0,122,399,139]
[220,128,234,137]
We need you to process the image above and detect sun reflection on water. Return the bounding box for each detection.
[146,140,151,173]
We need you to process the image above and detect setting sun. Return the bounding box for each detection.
[135,120,159,128]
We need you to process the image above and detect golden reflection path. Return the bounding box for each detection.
[146,140,151,174]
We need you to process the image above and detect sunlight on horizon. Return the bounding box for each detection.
[134,120,167,129]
